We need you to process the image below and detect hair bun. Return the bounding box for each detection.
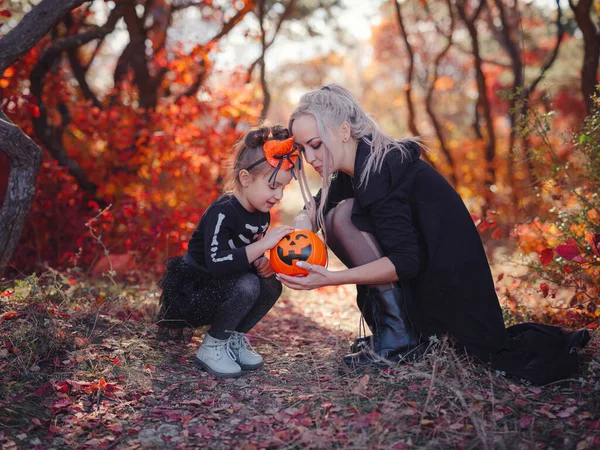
[244,125,291,148]
[245,127,271,148]
[270,125,291,141]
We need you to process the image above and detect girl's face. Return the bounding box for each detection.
[239,169,294,213]
[291,114,343,177]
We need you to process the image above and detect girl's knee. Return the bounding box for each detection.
[235,273,261,300]
[261,275,283,299]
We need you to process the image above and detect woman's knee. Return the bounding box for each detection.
[325,199,355,237]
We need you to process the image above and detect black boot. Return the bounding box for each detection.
[343,285,422,369]
[350,285,376,353]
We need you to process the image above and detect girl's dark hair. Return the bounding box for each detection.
[224,125,291,191]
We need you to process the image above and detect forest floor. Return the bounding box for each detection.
[0,258,599,450]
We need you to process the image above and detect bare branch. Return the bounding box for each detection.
[568,0,599,114]
[0,0,89,73]
[123,3,156,109]
[455,0,496,188]
[28,4,126,193]
[393,0,422,138]
[424,0,457,185]
[209,1,256,44]
[528,0,564,97]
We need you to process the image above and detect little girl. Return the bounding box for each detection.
[157,125,298,378]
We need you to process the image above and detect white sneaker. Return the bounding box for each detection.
[194,333,242,378]
[230,331,264,370]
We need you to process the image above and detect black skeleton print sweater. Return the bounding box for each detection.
[186,194,270,275]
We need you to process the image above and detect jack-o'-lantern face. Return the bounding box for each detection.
[270,230,328,276]
[276,233,312,265]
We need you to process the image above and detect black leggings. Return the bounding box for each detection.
[193,273,282,339]
[324,198,394,291]
[324,199,402,334]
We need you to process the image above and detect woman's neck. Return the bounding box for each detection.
[338,137,359,177]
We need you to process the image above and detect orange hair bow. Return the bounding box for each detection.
[245,136,300,187]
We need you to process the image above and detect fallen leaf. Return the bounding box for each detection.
[557,406,577,418]
[1,311,18,320]
[520,416,534,428]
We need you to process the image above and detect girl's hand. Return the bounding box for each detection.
[254,256,274,278]
[276,261,336,290]
[261,225,295,249]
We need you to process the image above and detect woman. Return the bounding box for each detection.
[278,84,590,385]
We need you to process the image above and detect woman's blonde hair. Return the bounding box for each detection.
[289,84,415,236]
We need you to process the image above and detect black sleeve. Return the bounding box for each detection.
[366,168,421,281]
[202,206,250,275]
[303,172,355,219]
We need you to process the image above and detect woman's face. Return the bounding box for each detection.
[292,114,343,177]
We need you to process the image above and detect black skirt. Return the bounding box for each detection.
[157,255,215,329]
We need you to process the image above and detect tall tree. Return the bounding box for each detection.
[422,0,457,185]
[487,0,564,153]
[568,0,600,114]
[455,0,497,192]
[0,0,89,277]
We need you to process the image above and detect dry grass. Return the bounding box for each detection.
[0,267,598,449]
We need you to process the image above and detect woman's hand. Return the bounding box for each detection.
[276,261,336,290]
[254,256,274,278]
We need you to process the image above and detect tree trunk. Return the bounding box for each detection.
[0,110,43,276]
[569,0,600,114]
[0,0,89,276]
[424,0,456,185]
[29,7,124,194]
[393,0,421,138]
[456,0,496,190]
[490,0,523,155]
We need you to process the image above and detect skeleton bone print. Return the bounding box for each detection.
[227,222,269,249]
[185,194,271,274]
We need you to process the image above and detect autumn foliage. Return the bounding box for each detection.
[510,99,600,326]
[1,35,260,276]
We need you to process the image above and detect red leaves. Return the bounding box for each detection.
[539,235,598,266]
[53,378,120,396]
[556,242,581,261]
[539,248,553,265]
[0,311,18,320]
[32,381,54,397]
[519,416,534,429]
[590,233,600,257]
[51,398,72,414]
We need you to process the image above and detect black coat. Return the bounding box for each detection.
[318,138,589,384]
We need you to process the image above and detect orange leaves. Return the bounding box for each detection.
[85,377,108,394]
[0,67,13,87]
[4,27,256,275]
[53,378,121,398]
[433,76,454,91]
